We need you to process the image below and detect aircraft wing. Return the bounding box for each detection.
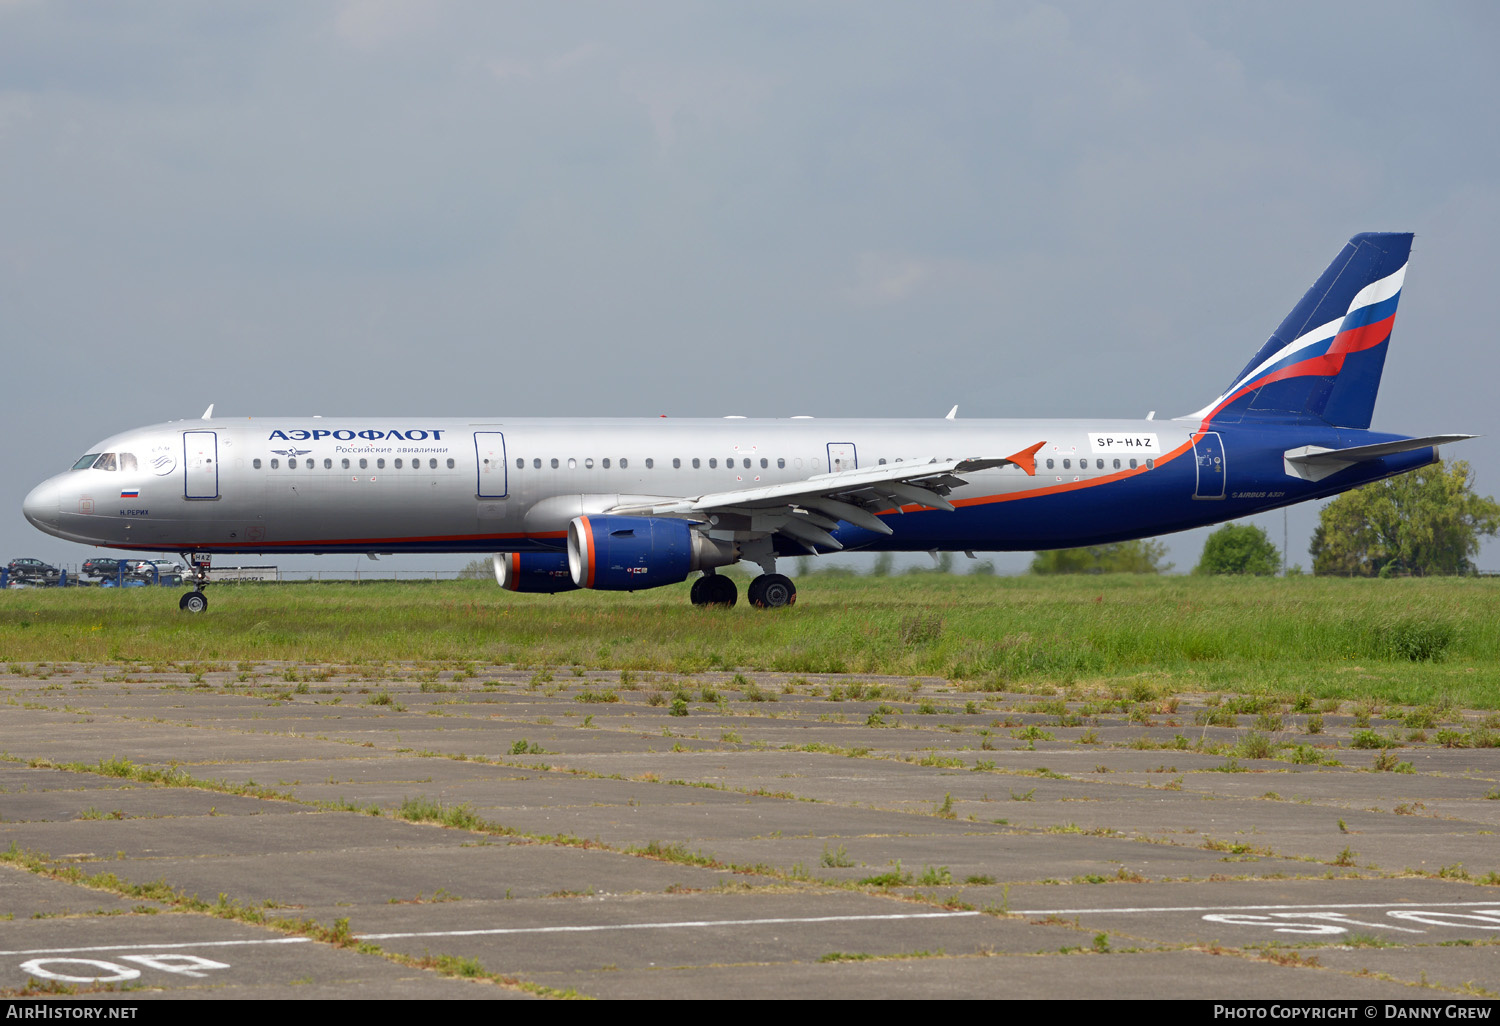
[606,442,1044,551]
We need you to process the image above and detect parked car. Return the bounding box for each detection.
[82,557,125,579]
[128,559,185,585]
[7,558,61,583]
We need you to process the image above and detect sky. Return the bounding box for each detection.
[3,0,1498,579]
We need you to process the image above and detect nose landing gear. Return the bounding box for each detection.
[178,552,210,614]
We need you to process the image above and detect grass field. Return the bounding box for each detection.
[1,574,1496,708]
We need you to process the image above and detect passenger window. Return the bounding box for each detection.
[253,458,262,469]
[394,459,403,469]
[585,458,594,469]
[359,458,367,470]
[377,458,386,469]
[342,458,350,469]
[743,458,750,469]
[709,458,717,469]
[1146,459,1155,470]
[1097,459,1105,470]
[1062,459,1070,469]
[673,458,681,469]
[567,458,577,469]
[692,458,700,469]
[272,459,280,469]
[324,458,332,469]
[620,458,628,469]
[550,458,559,469]
[1046,458,1054,470]
[289,458,298,469]
[533,458,541,469]
[515,458,523,469]
[1113,458,1120,470]
[645,458,654,469]
[879,458,887,465]
[760,458,767,469]
[602,458,611,469]
[1129,459,1137,469]
[778,458,785,469]
[446,458,454,469]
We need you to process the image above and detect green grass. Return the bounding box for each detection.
[2,576,1499,707]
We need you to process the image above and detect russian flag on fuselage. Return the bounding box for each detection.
[1205,232,1412,429]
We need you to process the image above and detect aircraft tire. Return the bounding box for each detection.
[749,573,796,609]
[690,573,737,608]
[179,591,208,614]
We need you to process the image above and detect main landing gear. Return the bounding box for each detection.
[690,572,737,607]
[690,572,797,610]
[747,573,796,609]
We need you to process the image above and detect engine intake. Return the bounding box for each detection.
[567,515,737,590]
[492,552,578,593]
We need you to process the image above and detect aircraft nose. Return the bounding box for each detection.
[22,478,60,530]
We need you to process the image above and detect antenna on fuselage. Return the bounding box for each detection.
[201,404,215,420]
[945,406,958,420]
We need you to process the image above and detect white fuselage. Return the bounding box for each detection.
[24,415,1184,555]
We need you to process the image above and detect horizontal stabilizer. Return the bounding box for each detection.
[1284,434,1475,482]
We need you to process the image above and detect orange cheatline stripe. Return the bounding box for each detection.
[874,437,1194,515]
[171,530,569,549]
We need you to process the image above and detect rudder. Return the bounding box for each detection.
[1195,232,1412,428]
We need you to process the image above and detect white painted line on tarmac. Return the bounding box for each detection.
[359,910,981,940]
[1,911,981,958]
[0,938,312,957]
[1014,900,1500,916]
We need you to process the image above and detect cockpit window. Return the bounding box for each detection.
[119,452,137,472]
[73,454,101,470]
[92,453,118,472]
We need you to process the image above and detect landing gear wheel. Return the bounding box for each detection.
[748,573,796,609]
[689,573,738,608]
[179,591,208,613]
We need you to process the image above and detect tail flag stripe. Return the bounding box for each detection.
[1189,233,1412,429]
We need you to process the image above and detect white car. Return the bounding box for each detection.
[129,560,185,585]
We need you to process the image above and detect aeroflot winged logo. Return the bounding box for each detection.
[268,429,447,441]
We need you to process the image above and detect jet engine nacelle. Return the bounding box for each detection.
[566,515,738,590]
[492,552,578,593]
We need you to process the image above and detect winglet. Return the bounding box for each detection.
[1004,440,1046,477]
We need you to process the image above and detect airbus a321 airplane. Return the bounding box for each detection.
[23,232,1472,613]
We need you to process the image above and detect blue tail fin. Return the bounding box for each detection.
[1191,232,1412,428]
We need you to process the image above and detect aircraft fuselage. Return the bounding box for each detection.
[22,414,1434,557]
